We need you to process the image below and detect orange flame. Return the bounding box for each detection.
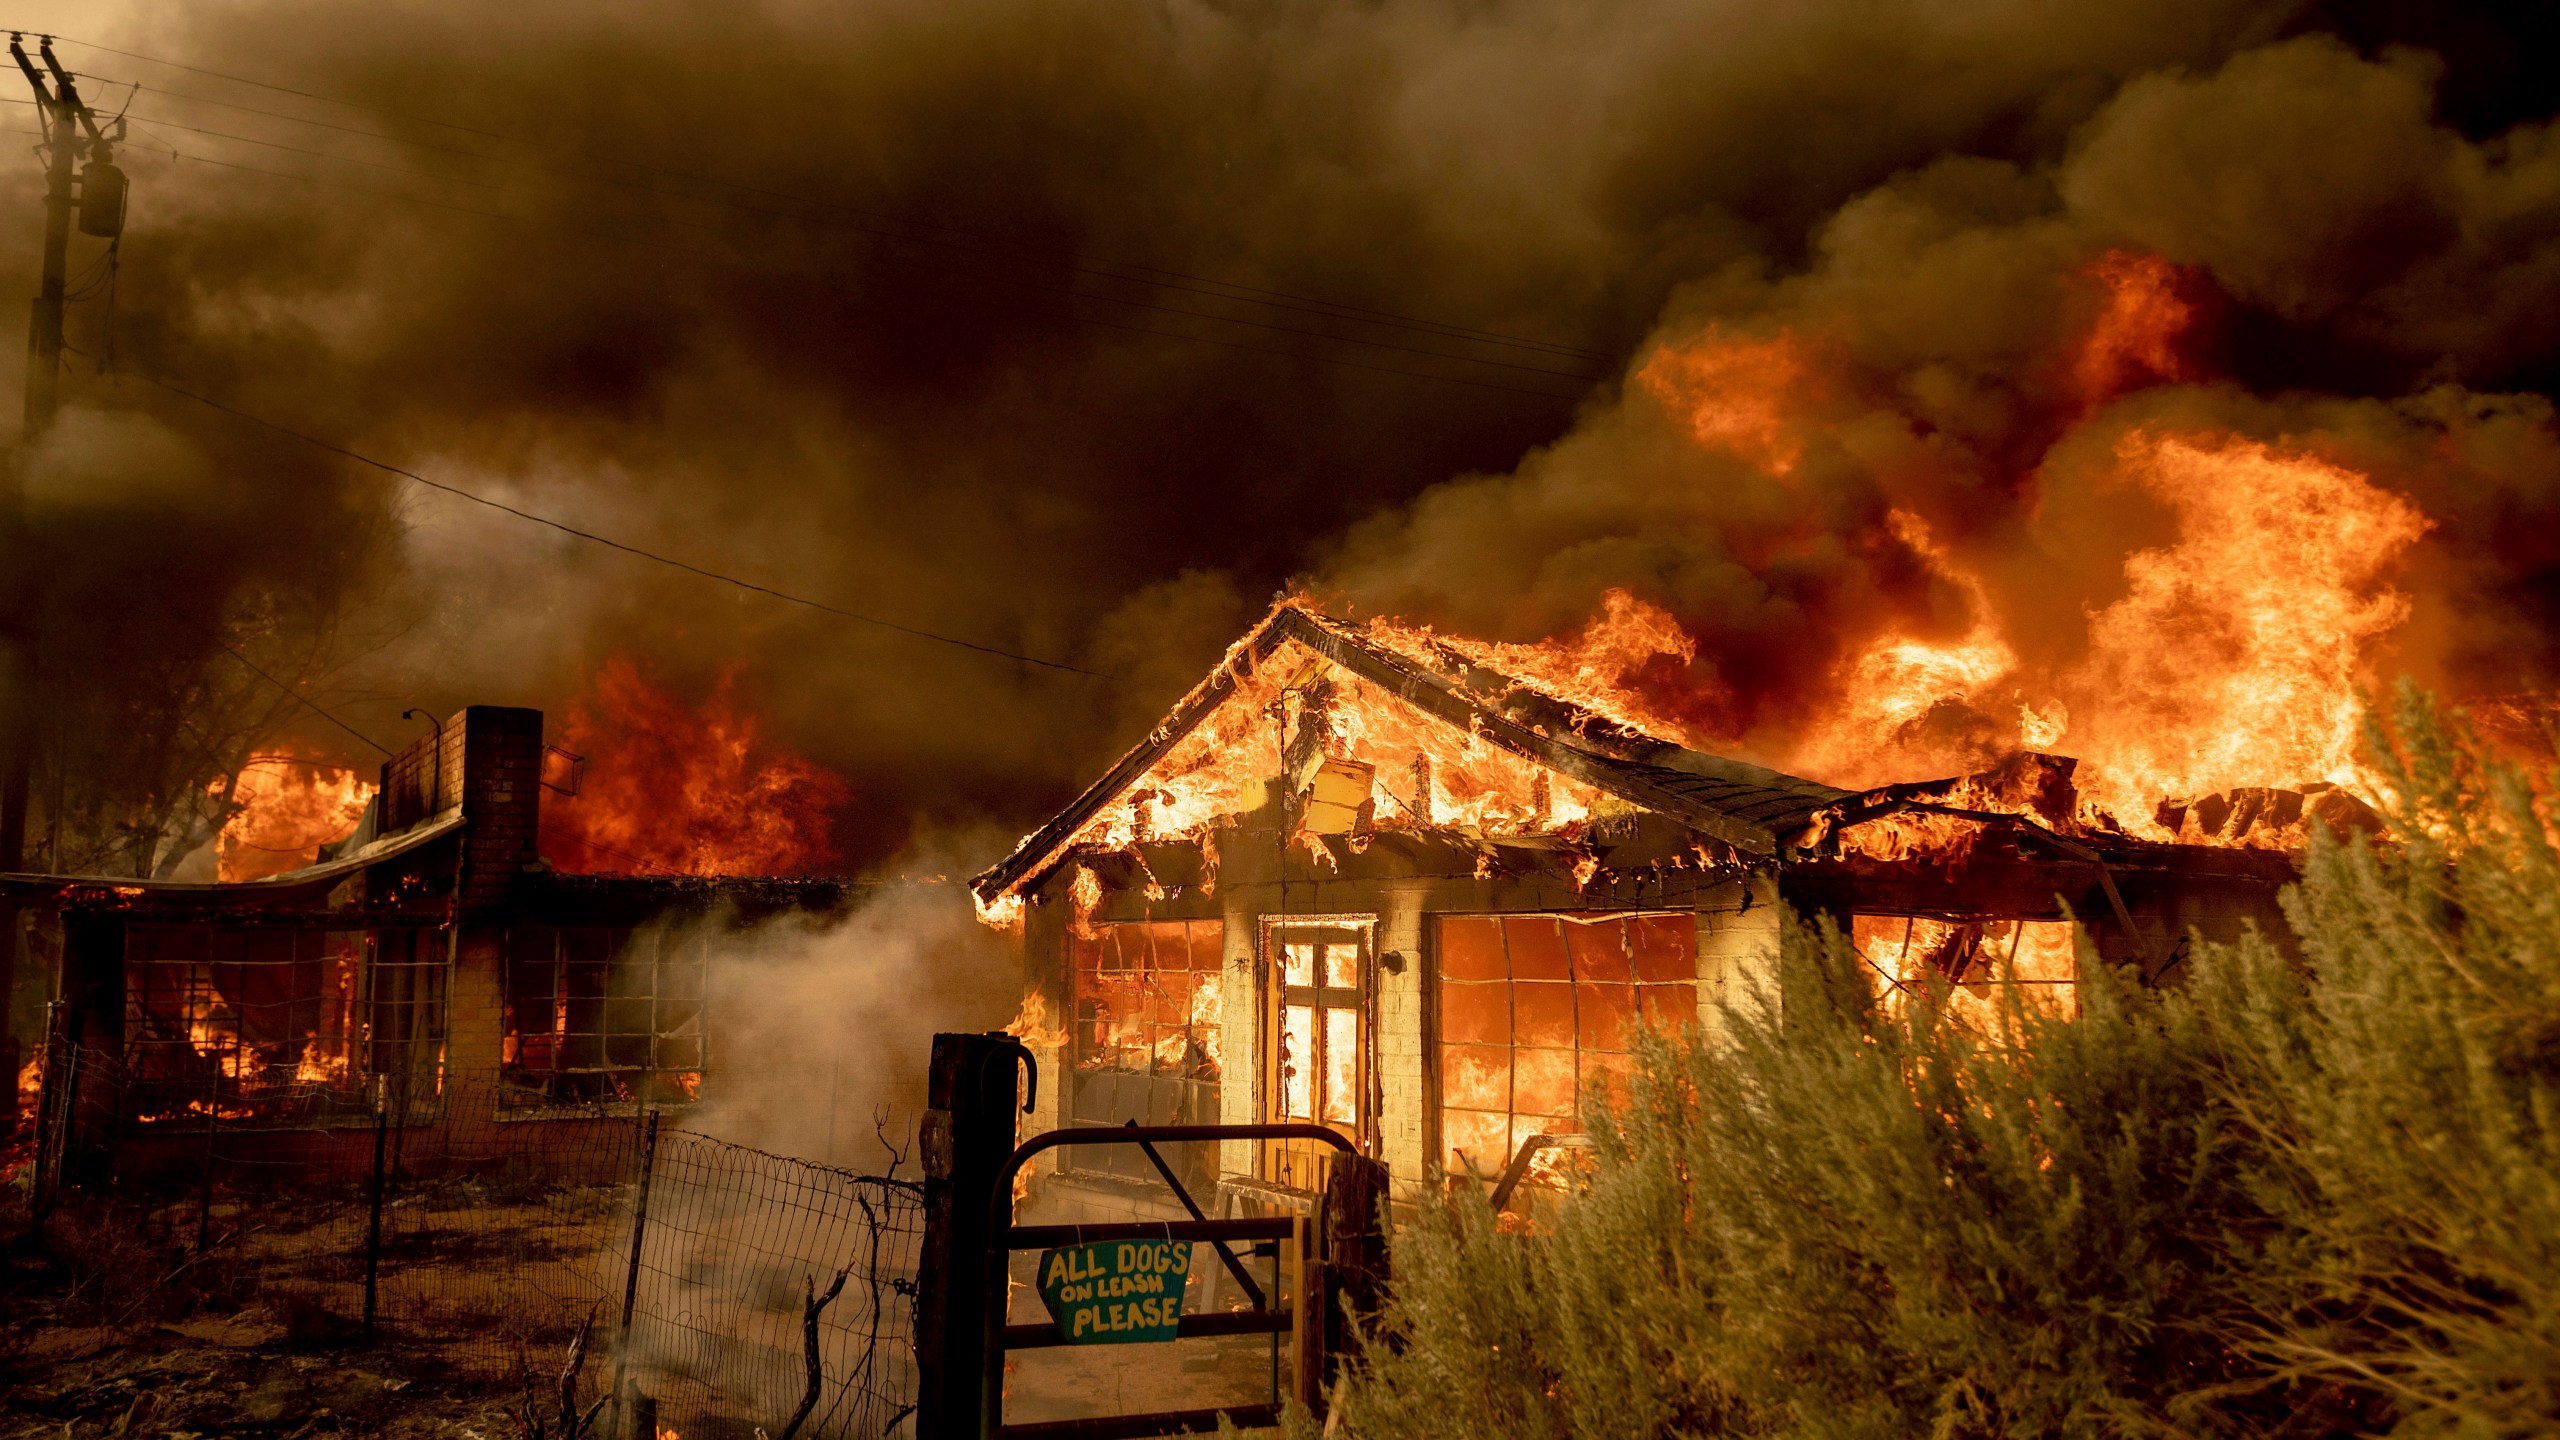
[1637,326,1819,475]
[2061,431,2428,830]
[992,250,2450,879]
[216,747,375,882]
[2073,250,2196,408]
[1787,510,2044,790]
[1779,429,2425,837]
[1003,989,1069,1052]
[542,657,851,876]
[1365,588,1705,747]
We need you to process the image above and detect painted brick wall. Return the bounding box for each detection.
[1373,885,1429,1196]
[1695,868,1783,1041]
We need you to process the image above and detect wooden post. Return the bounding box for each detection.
[610,1109,662,1409]
[913,1033,1029,1440]
[361,1099,389,1342]
[1289,1215,1327,1415]
[1318,1155,1390,1392]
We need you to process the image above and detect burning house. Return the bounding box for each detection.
[7,705,865,1184]
[974,600,2333,1212]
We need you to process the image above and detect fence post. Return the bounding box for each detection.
[30,1018,74,1223]
[611,1109,662,1413]
[194,1053,222,1252]
[623,1379,656,1440]
[1289,1215,1325,1412]
[1315,1154,1390,1412]
[362,1095,389,1342]
[913,1033,1030,1440]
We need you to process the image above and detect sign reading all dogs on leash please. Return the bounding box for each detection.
[1035,1239,1191,1344]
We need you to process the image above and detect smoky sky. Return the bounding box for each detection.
[11,0,2560,872]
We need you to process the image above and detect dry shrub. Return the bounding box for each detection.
[1326,687,2560,1439]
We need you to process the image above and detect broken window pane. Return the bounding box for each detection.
[501,924,708,1109]
[124,925,434,1127]
[1849,913,2080,1031]
[1322,1012,1360,1125]
[1065,919,1224,1187]
[1434,913,1696,1194]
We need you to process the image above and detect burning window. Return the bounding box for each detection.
[501,925,707,1108]
[1850,915,2078,1030]
[124,925,430,1125]
[1067,920,1222,1187]
[1435,913,1698,1186]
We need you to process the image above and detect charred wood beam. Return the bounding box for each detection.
[1275,611,1779,856]
[974,613,1296,902]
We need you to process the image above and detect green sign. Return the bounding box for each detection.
[1035,1239,1192,1345]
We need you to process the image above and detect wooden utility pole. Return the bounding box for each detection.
[1,33,111,874]
[0,34,117,1140]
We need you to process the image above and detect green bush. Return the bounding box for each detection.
[1323,690,2559,1439]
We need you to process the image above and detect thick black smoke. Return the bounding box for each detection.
[8,0,2559,871]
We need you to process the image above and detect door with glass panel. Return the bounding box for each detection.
[1261,921,1371,1192]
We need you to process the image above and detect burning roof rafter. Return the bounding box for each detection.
[971,602,1861,905]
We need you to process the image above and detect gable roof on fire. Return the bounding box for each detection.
[971,602,1851,904]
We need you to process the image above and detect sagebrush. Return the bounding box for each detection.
[1324,689,2560,1439]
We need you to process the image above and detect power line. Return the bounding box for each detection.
[215,642,392,756]
[98,99,1603,384]
[72,72,500,159]
[32,31,1614,366]
[119,135,514,219]
[115,107,501,188]
[39,32,511,139]
[74,350,1120,679]
[35,50,1613,390]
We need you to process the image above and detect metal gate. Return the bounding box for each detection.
[911,1033,1388,1440]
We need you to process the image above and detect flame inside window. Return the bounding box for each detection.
[1435,913,1698,1192]
[125,925,443,1125]
[1851,914,2078,1032]
[1066,920,1223,1188]
[500,925,707,1109]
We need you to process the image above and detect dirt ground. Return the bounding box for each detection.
[0,1184,627,1440]
[3,1175,1286,1439]
[0,1309,533,1439]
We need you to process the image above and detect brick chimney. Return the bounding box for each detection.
[378,705,543,911]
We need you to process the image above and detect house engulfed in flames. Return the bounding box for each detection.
[975,601,2346,1212]
[7,707,854,1182]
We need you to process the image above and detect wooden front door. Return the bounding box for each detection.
[1261,920,1371,1192]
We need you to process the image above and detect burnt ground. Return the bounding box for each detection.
[0,1186,613,1440]
[0,1312,525,1439]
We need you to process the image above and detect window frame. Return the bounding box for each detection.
[1848,912,2080,1030]
[1256,914,1377,1194]
[1062,917,1227,1187]
[1428,910,1700,1190]
[499,924,709,1111]
[121,922,449,1128]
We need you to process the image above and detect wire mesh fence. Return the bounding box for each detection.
[627,1131,925,1439]
[19,1039,924,1440]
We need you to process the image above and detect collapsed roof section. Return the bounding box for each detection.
[971,603,1856,906]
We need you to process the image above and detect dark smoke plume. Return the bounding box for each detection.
[8,1,2559,870]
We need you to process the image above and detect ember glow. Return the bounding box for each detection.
[215,749,376,882]
[541,657,852,876]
